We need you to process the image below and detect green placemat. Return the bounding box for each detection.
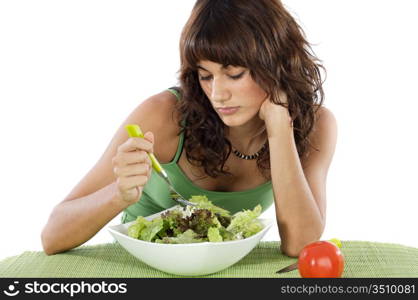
[1,241,417,278]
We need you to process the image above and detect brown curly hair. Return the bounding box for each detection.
[174,0,325,180]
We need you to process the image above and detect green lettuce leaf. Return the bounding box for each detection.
[218,226,235,241]
[139,218,164,242]
[207,227,223,242]
[127,216,150,239]
[227,204,263,238]
[189,195,231,217]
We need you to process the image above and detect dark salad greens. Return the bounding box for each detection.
[127,195,263,244]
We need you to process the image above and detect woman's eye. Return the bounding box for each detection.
[199,75,212,81]
[199,71,245,81]
[229,71,245,80]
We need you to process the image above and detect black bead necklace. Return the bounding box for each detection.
[232,142,268,160]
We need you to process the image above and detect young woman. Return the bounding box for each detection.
[41,0,337,257]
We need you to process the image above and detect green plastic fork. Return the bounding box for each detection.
[125,124,196,207]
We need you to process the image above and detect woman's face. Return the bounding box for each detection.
[197,60,267,128]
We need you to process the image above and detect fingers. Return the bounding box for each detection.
[113,163,150,177]
[143,131,154,144]
[111,131,155,204]
[116,175,149,192]
[118,136,154,153]
[113,150,151,167]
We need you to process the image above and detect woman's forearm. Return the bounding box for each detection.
[41,181,129,255]
[267,112,323,257]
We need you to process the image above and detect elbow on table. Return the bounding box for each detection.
[42,247,57,256]
[41,228,68,256]
[41,230,57,256]
[279,222,325,258]
[280,243,301,258]
[280,236,323,258]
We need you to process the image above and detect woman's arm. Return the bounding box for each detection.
[263,104,337,257]
[41,90,180,255]
[41,182,129,255]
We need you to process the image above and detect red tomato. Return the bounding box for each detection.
[298,241,345,278]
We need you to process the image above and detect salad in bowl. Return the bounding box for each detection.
[108,195,273,276]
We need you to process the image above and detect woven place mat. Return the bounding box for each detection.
[0,241,417,278]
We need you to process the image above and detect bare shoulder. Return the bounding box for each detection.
[62,89,180,201]
[302,105,338,169]
[134,90,182,163]
[315,106,337,133]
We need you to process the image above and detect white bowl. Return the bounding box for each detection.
[108,206,273,276]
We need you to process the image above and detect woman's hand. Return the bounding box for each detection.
[112,132,154,205]
[258,92,293,136]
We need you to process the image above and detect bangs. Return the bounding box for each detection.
[181,6,256,70]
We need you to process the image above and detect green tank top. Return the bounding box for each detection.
[121,88,273,223]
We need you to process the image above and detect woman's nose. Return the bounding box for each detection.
[210,79,230,103]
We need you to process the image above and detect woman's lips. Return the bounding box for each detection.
[217,106,240,115]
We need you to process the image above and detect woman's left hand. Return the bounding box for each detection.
[258,90,290,123]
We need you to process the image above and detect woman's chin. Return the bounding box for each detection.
[220,113,260,128]
[220,117,246,127]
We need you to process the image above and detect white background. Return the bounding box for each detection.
[1,0,417,260]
